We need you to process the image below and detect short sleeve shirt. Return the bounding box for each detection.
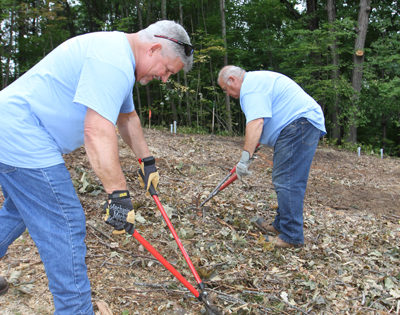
[0,32,136,168]
[240,71,326,147]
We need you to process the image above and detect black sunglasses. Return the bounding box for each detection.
[154,35,194,57]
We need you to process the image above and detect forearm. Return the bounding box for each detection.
[243,118,264,156]
[84,109,127,194]
[117,111,151,159]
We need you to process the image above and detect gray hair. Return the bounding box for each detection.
[138,20,193,72]
[218,65,246,84]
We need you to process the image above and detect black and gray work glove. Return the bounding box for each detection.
[138,156,159,196]
[236,151,253,179]
[103,190,135,234]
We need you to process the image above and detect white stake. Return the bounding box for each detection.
[173,121,177,134]
[170,124,173,134]
[380,148,383,159]
[357,147,361,157]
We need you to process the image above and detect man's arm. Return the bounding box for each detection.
[84,108,127,194]
[117,111,159,194]
[235,118,264,179]
[116,111,151,159]
[243,118,264,156]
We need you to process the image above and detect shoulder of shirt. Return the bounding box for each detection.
[243,70,281,87]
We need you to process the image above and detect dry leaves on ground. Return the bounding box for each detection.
[1,129,399,314]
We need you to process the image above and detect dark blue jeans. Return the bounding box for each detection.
[272,118,321,245]
[0,162,94,314]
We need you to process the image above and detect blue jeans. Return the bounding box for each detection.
[272,118,321,246]
[0,162,94,315]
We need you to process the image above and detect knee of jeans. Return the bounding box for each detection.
[273,181,290,192]
[272,168,290,186]
[0,222,26,257]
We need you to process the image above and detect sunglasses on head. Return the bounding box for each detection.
[154,35,194,57]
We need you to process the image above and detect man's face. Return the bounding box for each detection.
[136,46,184,85]
[218,76,242,99]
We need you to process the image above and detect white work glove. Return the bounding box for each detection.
[236,151,253,179]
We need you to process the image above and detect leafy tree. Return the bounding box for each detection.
[1,0,399,155]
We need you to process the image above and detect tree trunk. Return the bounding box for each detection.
[327,0,341,142]
[134,0,145,121]
[382,115,387,150]
[136,0,143,28]
[220,0,232,133]
[349,0,371,143]
[195,70,201,128]
[176,72,183,122]
[201,0,207,33]
[209,61,217,134]
[184,73,191,125]
[4,1,15,88]
[161,0,178,123]
[306,0,319,31]
[161,0,178,121]
[307,0,321,81]
[145,0,152,29]
[136,0,153,123]
[179,1,191,125]
[161,0,166,19]
[62,0,76,38]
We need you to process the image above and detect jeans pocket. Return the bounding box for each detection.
[303,123,321,146]
[42,163,71,183]
[279,120,299,138]
[0,162,16,174]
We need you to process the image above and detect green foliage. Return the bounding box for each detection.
[1,0,399,155]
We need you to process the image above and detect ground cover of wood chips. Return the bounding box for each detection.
[1,128,399,314]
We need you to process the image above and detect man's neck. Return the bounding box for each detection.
[125,33,139,56]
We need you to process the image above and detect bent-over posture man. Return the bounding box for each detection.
[0,20,193,314]
[218,65,326,248]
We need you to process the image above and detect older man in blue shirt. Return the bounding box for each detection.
[218,65,326,248]
[0,20,193,314]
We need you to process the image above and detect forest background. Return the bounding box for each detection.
[1,0,399,156]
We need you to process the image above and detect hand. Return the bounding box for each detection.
[236,151,253,179]
[138,156,159,195]
[103,190,135,234]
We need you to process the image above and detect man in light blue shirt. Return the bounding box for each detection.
[0,20,193,314]
[218,65,326,248]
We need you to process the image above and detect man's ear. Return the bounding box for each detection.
[149,43,162,55]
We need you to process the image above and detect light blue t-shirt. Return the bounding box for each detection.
[0,31,135,168]
[240,71,326,147]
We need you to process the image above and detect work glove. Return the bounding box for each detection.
[236,150,253,180]
[138,156,159,196]
[103,190,135,234]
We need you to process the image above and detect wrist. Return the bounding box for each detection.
[142,156,155,165]
[108,190,130,200]
[240,150,251,163]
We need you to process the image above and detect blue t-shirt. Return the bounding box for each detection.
[0,31,135,168]
[240,71,326,147]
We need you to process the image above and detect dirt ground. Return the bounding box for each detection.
[1,128,399,314]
